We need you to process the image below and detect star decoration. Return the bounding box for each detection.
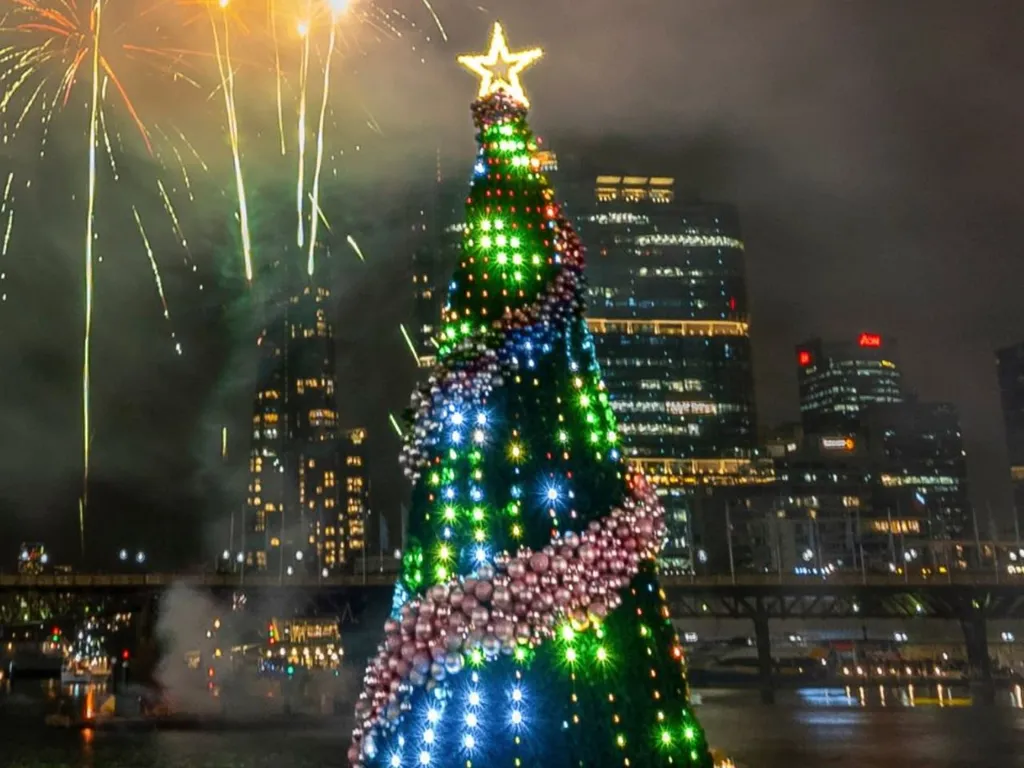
[458,22,543,107]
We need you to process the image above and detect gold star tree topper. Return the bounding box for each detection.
[458,22,543,107]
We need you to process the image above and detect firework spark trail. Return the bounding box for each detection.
[399,323,419,365]
[269,0,285,154]
[157,178,191,260]
[305,8,337,276]
[418,0,447,41]
[346,233,365,262]
[295,6,311,248]
[0,173,13,258]
[81,0,103,551]
[1,209,13,257]
[209,0,253,282]
[132,204,180,354]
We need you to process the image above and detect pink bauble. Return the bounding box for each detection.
[507,560,527,580]
[578,544,597,565]
[529,552,550,573]
[474,580,494,602]
[551,556,568,574]
[523,571,539,588]
[492,586,512,609]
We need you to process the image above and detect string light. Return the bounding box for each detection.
[349,23,715,768]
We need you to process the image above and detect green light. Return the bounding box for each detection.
[557,430,568,443]
[497,253,508,265]
[436,565,448,580]
[579,394,591,408]
[684,726,696,741]
[470,649,484,666]
[607,431,618,443]
[443,506,456,521]
[660,730,672,746]
[510,237,520,248]
[429,472,440,486]
[439,545,451,561]
[472,507,485,521]
[560,625,575,643]
[514,647,527,662]
[565,648,577,663]
[596,647,608,662]
[616,734,626,748]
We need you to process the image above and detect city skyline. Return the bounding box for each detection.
[1,1,1024,564]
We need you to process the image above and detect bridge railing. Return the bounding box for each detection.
[3,571,1024,591]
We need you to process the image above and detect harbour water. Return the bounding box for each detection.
[2,683,1023,767]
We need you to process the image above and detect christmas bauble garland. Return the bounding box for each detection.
[349,475,667,765]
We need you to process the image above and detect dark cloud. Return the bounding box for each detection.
[2,0,1023,565]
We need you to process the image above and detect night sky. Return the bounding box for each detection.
[1,0,1023,567]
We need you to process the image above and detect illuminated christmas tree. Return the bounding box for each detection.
[348,23,713,768]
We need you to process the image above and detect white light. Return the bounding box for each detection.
[465,713,477,727]
[222,550,230,560]
[236,552,244,563]
[391,756,401,767]
[419,751,431,765]
[511,710,522,725]
[511,687,523,702]
[468,691,481,706]
[295,551,304,561]
[547,488,558,501]
[426,708,440,724]
[135,551,146,564]
[463,735,475,749]
[423,728,435,744]
[476,413,487,425]
[451,412,464,426]
[286,566,294,576]
[322,568,329,578]
[118,549,128,561]
[473,429,485,444]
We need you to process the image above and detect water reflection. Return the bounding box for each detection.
[795,683,1024,709]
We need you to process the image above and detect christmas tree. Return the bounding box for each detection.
[348,23,713,768]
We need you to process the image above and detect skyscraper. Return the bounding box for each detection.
[580,177,760,571]
[864,398,970,548]
[241,240,372,576]
[796,334,903,435]
[996,341,1024,529]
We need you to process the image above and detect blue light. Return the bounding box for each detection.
[511,485,522,499]
[451,431,463,444]
[444,487,456,500]
[474,547,487,563]
[547,488,559,501]
[476,412,487,426]
[470,487,483,502]
[451,412,465,426]
[474,161,486,175]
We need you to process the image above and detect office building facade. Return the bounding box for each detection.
[996,342,1024,527]
[580,177,759,572]
[243,257,369,576]
[796,334,903,434]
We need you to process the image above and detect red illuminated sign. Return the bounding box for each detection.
[798,350,812,366]
[858,333,882,347]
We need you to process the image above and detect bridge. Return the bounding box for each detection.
[2,571,1021,702]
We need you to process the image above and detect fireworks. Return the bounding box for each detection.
[0,0,199,550]
[0,0,451,553]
